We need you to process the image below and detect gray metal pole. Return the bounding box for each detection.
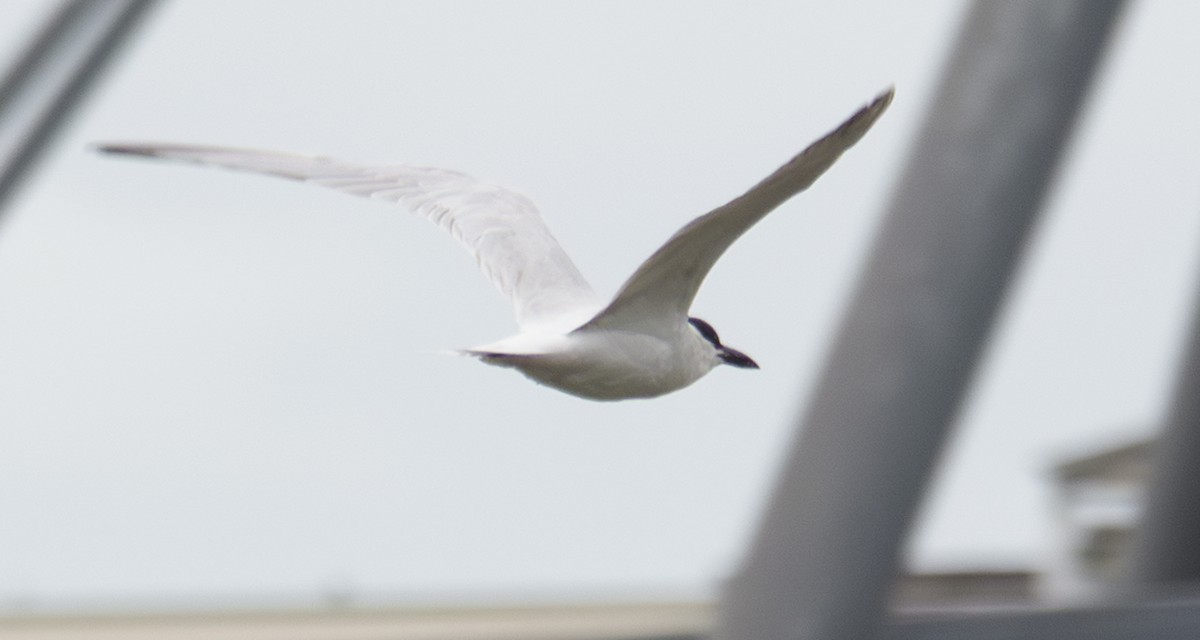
[714,2,1125,639]
[1129,241,1200,584]
[0,0,157,216]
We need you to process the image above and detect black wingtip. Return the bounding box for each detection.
[816,86,896,153]
[851,85,896,129]
[92,142,159,158]
[874,86,896,109]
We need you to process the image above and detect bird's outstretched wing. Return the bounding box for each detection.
[95,144,602,331]
[579,88,894,336]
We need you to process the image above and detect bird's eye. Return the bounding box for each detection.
[687,317,721,346]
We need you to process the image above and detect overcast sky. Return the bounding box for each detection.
[2,0,1199,611]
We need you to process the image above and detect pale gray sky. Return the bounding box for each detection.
[1,0,1199,610]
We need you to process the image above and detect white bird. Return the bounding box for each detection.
[97,88,892,401]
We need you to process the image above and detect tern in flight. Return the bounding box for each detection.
[98,88,892,400]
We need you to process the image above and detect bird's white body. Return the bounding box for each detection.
[98,89,892,400]
[469,324,720,401]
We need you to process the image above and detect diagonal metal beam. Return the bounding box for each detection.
[0,0,158,217]
[1128,225,1200,584]
[714,1,1126,638]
